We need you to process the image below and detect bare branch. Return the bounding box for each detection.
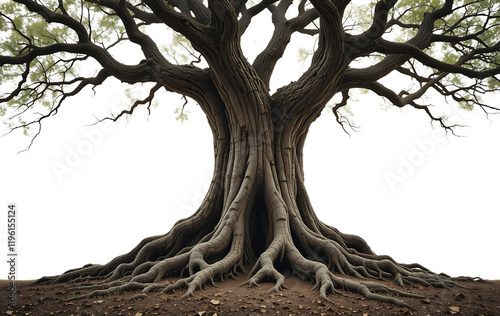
[357,81,462,134]
[98,83,162,123]
[2,68,112,152]
[331,90,358,135]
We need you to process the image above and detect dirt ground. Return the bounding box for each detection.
[1,270,499,316]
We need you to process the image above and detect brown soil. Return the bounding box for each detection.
[2,270,499,316]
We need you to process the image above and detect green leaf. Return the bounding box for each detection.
[459,101,474,111]
[17,117,29,136]
[174,107,190,123]
[298,47,311,63]
[12,16,23,29]
[488,76,500,90]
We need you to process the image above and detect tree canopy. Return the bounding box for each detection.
[1,0,499,143]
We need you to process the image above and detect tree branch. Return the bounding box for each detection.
[14,0,90,43]
[374,39,500,79]
[345,0,397,60]
[167,0,210,24]
[208,0,240,44]
[92,0,164,24]
[2,68,112,152]
[2,0,219,119]
[0,43,154,84]
[356,81,462,134]
[0,63,31,104]
[143,0,211,52]
[99,83,163,123]
[331,89,358,134]
[252,1,318,88]
[341,0,486,87]
[269,0,347,115]
[115,0,166,61]
[239,0,278,35]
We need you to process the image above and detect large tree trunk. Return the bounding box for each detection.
[35,27,467,309]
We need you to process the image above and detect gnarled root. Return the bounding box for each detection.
[42,205,471,309]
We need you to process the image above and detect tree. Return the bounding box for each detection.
[1,0,499,308]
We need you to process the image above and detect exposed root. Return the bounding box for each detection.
[285,242,431,310]
[241,217,288,294]
[129,293,149,300]
[241,264,287,293]
[63,281,151,302]
[41,210,475,309]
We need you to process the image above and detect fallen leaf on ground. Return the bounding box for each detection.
[449,306,460,314]
[211,299,220,305]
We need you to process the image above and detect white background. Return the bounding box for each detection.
[1,1,500,282]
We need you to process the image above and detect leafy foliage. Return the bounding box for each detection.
[0,0,499,145]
